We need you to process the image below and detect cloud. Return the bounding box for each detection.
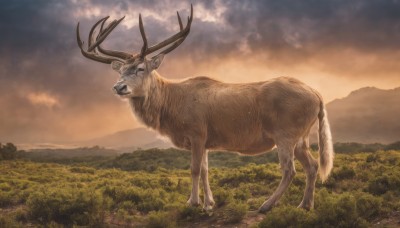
[27,92,60,108]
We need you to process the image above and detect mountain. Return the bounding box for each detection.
[82,128,173,151]
[326,87,400,143]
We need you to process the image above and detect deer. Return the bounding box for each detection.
[76,5,334,213]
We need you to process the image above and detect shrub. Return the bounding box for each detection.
[218,171,250,187]
[0,183,11,191]
[69,166,96,174]
[9,207,29,223]
[259,205,317,228]
[159,177,175,191]
[247,197,265,211]
[138,197,166,213]
[116,208,135,225]
[384,141,400,150]
[27,189,105,226]
[223,201,248,223]
[120,200,137,211]
[0,191,15,207]
[146,211,176,228]
[333,166,356,180]
[116,187,142,204]
[0,215,22,228]
[281,185,304,205]
[234,186,251,201]
[314,189,368,227]
[368,175,390,195]
[366,154,379,163]
[355,192,382,220]
[178,206,203,221]
[213,188,232,207]
[0,143,17,160]
[137,190,167,213]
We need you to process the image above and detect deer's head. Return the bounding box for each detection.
[76,5,193,98]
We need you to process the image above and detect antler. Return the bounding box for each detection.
[137,4,193,59]
[76,16,130,64]
[76,4,193,64]
[96,17,134,60]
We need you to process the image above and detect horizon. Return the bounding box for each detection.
[1,0,400,144]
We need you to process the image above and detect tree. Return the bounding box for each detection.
[0,142,17,160]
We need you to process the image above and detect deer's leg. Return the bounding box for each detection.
[295,137,318,210]
[259,140,296,213]
[187,139,205,206]
[201,150,215,211]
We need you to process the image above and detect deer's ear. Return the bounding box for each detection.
[149,54,164,70]
[111,61,124,72]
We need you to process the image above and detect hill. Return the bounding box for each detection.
[81,128,173,151]
[327,87,400,143]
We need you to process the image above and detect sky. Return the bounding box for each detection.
[0,0,399,144]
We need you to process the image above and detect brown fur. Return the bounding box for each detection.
[131,73,319,153]
[124,69,334,212]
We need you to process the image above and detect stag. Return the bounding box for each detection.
[76,5,334,213]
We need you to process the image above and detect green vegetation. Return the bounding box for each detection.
[18,146,118,165]
[97,148,279,171]
[0,142,400,227]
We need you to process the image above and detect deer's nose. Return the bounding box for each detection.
[113,84,127,94]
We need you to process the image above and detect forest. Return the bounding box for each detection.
[0,142,400,227]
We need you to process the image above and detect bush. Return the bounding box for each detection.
[213,188,232,207]
[355,192,382,220]
[367,175,392,195]
[247,197,265,211]
[234,186,251,201]
[0,143,17,160]
[138,197,166,213]
[0,191,14,207]
[315,189,368,227]
[366,154,379,163]
[0,215,22,228]
[115,187,142,204]
[116,208,135,225]
[146,211,176,228]
[178,205,203,221]
[384,141,400,150]
[120,200,137,211]
[333,166,356,180]
[259,205,317,228]
[69,166,96,174]
[137,190,167,213]
[27,189,105,226]
[13,207,29,223]
[223,201,248,223]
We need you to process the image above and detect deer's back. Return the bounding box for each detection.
[162,76,321,153]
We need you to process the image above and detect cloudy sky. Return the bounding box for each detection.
[1,0,399,144]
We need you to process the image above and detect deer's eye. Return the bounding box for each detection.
[137,68,145,72]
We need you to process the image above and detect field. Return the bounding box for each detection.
[1,146,400,227]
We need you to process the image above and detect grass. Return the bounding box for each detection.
[0,149,399,227]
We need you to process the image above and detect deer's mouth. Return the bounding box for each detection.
[117,91,131,96]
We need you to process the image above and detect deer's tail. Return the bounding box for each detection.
[317,101,334,182]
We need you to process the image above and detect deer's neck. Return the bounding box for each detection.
[128,71,169,130]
